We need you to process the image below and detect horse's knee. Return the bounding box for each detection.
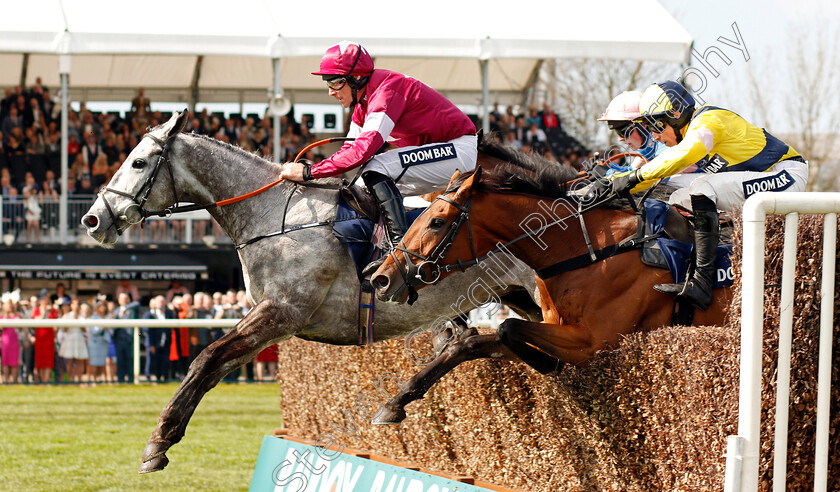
[497,318,522,344]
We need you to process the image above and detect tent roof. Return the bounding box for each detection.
[0,0,692,105]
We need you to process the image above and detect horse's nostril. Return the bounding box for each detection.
[372,275,389,290]
[82,215,99,229]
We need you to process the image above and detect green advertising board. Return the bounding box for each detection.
[250,436,494,492]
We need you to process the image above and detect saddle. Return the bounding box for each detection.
[339,182,379,221]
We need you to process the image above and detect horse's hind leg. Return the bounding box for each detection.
[498,318,597,370]
[140,299,297,473]
[373,332,513,425]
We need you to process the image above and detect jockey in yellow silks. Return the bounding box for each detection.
[601,80,808,310]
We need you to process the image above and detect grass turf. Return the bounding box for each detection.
[0,382,282,491]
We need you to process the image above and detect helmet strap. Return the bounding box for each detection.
[344,45,370,106]
[346,76,370,106]
[639,127,651,148]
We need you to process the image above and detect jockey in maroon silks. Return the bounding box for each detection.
[280,40,477,275]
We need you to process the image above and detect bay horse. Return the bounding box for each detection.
[369,143,731,423]
[81,112,542,473]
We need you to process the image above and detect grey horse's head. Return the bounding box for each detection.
[82,111,189,244]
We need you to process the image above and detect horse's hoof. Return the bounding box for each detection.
[142,439,171,461]
[139,453,169,474]
[139,439,171,473]
[371,405,406,425]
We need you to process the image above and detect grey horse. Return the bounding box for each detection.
[81,112,540,473]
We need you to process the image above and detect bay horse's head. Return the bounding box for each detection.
[373,167,484,303]
[82,111,189,244]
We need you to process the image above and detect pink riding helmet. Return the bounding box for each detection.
[597,91,643,122]
[312,41,374,78]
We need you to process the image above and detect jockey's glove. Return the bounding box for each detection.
[610,169,643,194]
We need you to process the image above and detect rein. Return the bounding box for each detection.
[561,151,647,188]
[392,193,610,289]
[98,134,353,237]
[146,136,355,217]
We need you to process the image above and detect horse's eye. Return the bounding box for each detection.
[132,159,146,169]
[430,218,446,230]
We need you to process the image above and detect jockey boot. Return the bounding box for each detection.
[654,195,719,311]
[362,174,408,277]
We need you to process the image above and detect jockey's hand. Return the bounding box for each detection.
[609,169,643,194]
[279,162,313,182]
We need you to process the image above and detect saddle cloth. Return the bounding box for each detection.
[642,200,734,288]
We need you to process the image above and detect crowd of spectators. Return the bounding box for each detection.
[0,82,320,243]
[0,79,590,243]
[485,101,587,169]
[0,280,278,385]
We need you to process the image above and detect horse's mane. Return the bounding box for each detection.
[476,133,547,175]
[143,118,274,166]
[453,135,580,199]
[183,132,272,165]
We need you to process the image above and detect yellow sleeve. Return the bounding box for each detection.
[637,132,710,182]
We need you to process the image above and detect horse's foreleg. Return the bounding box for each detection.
[140,300,297,473]
[372,332,513,425]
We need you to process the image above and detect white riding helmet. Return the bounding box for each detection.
[597,91,643,122]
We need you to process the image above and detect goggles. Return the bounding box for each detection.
[637,116,669,134]
[325,77,348,91]
[607,121,647,140]
[608,121,641,139]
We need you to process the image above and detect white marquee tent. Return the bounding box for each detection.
[0,0,692,243]
[0,0,692,106]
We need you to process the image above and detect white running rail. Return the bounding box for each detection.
[0,318,242,384]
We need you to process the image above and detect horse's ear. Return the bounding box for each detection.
[446,169,462,188]
[162,110,190,140]
[452,167,482,202]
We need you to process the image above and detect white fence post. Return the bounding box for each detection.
[771,213,798,492]
[727,192,840,492]
[133,326,141,385]
[814,213,836,492]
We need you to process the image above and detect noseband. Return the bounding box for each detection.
[98,133,179,235]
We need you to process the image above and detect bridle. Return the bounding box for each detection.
[392,195,479,295]
[98,133,179,236]
[96,132,356,237]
